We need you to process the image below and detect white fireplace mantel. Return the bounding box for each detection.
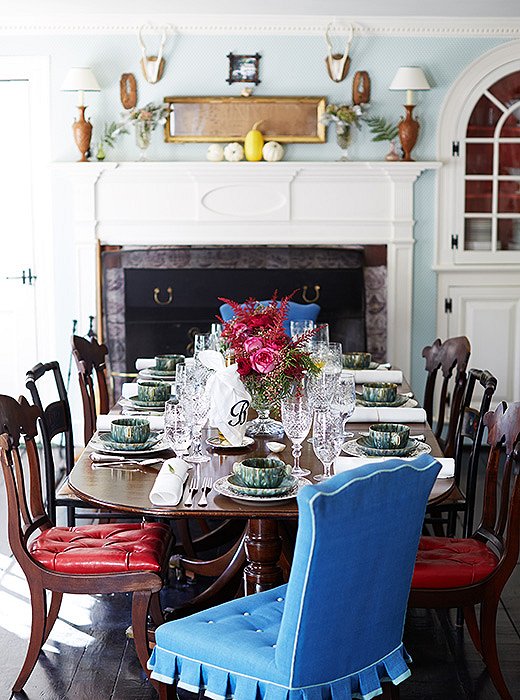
[54,160,441,377]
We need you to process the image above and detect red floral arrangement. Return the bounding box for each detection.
[218,293,319,405]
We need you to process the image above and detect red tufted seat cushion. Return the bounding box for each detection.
[30,522,171,575]
[412,536,499,589]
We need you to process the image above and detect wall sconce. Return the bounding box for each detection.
[389,66,430,161]
[61,67,100,162]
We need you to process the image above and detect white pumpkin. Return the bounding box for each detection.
[206,144,224,162]
[262,141,284,162]
[224,142,244,162]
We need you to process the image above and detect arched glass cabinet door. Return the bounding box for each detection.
[463,70,520,252]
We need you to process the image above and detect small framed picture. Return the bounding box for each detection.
[226,53,261,85]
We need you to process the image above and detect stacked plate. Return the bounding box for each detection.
[119,396,166,413]
[342,436,431,459]
[90,430,168,455]
[213,474,311,504]
[138,367,177,382]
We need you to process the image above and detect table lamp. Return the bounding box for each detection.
[389,66,430,161]
[61,67,100,162]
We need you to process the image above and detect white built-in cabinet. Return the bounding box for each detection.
[436,42,520,402]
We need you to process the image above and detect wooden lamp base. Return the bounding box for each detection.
[398,104,420,162]
[72,105,93,162]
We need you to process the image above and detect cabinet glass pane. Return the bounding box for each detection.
[465,180,492,212]
[499,143,520,175]
[467,95,501,136]
[498,181,520,213]
[488,72,520,107]
[466,142,493,174]
[497,218,520,250]
[464,218,492,250]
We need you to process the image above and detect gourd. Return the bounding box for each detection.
[224,142,244,162]
[262,141,284,162]
[206,144,225,162]
[244,121,264,162]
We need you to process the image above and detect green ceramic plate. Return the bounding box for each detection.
[92,430,164,452]
[227,473,297,497]
[355,392,416,408]
[213,475,311,504]
[341,437,431,459]
[206,436,255,449]
[128,395,168,408]
[139,369,176,382]
[356,436,419,457]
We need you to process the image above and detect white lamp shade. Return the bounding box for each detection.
[389,67,430,91]
[61,67,100,92]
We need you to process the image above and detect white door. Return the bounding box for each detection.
[0,79,39,396]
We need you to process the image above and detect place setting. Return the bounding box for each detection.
[342,422,432,459]
[90,416,170,455]
[355,381,417,408]
[138,353,185,382]
[119,377,172,413]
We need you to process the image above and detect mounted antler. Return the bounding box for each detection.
[138,24,169,84]
[324,22,354,83]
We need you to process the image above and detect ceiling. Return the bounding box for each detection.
[1,0,519,17]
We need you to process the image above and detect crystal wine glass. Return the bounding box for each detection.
[164,399,192,459]
[290,319,315,341]
[182,376,211,464]
[330,372,356,438]
[307,367,340,411]
[312,408,344,481]
[281,394,313,477]
[326,342,343,375]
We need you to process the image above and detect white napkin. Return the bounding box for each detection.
[342,369,403,385]
[198,350,252,446]
[149,458,189,506]
[121,382,173,399]
[136,358,156,371]
[334,456,454,478]
[96,414,165,432]
[345,406,427,423]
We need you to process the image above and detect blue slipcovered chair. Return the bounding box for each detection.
[219,301,321,335]
[148,454,440,700]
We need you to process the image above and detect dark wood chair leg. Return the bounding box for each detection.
[463,605,481,652]
[480,596,512,700]
[131,589,153,675]
[158,681,178,699]
[382,681,401,698]
[43,590,63,644]
[149,591,164,626]
[13,582,47,693]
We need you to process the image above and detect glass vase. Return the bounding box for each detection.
[245,383,285,439]
[336,128,351,161]
[134,120,153,161]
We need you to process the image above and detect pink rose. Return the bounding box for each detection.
[251,347,278,374]
[244,336,263,353]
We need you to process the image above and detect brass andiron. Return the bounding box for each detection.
[398,104,420,162]
[72,106,93,162]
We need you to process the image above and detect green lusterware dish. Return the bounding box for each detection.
[139,368,176,381]
[154,354,185,372]
[137,380,171,403]
[129,395,168,408]
[357,436,417,457]
[95,430,162,452]
[341,437,431,459]
[355,393,413,408]
[227,473,297,497]
[232,457,291,488]
[110,417,150,444]
[213,475,311,504]
[342,352,372,369]
[368,423,410,449]
[362,382,397,403]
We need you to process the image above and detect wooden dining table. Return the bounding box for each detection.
[68,398,454,601]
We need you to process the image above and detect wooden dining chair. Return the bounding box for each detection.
[0,393,173,694]
[425,368,497,538]
[71,334,111,444]
[149,455,441,700]
[422,335,471,457]
[410,400,520,700]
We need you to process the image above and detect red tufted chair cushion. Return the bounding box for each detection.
[412,536,499,589]
[30,522,171,575]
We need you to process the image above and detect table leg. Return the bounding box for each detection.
[243,518,283,595]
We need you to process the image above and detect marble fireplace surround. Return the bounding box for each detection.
[56,160,441,378]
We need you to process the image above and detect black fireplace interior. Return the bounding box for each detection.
[102,246,382,375]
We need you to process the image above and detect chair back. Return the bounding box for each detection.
[71,335,110,444]
[219,300,321,334]
[453,368,497,536]
[0,395,52,573]
[25,361,75,523]
[477,402,520,579]
[275,455,440,687]
[422,336,471,456]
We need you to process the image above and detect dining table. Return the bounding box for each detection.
[67,379,454,606]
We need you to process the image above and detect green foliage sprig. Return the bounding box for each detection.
[365,116,399,142]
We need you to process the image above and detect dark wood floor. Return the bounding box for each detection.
[1,450,519,700]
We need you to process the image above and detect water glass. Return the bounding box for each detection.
[307,368,340,411]
[290,319,315,341]
[309,323,329,350]
[209,323,223,351]
[193,333,212,357]
[164,399,191,458]
[312,409,344,481]
[331,372,356,438]
[281,394,313,477]
[182,381,211,463]
[327,342,343,374]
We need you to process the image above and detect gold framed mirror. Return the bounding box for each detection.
[163,96,326,143]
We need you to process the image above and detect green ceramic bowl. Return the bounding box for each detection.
[155,354,185,372]
[362,382,397,403]
[110,418,150,444]
[137,380,171,403]
[343,352,372,370]
[232,457,291,489]
[368,423,410,450]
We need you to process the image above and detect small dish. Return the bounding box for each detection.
[138,369,176,382]
[91,430,165,453]
[128,395,167,408]
[362,382,397,403]
[206,436,255,449]
[355,393,416,408]
[266,441,286,453]
[227,473,297,497]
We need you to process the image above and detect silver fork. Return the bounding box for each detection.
[198,476,212,507]
[184,476,199,507]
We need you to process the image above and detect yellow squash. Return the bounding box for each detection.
[244,121,264,161]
